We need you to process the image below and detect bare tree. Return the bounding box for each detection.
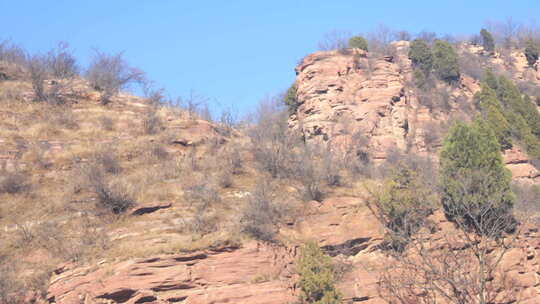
[486,18,522,49]
[46,41,78,79]
[395,31,412,41]
[240,179,281,242]
[416,31,438,44]
[248,96,300,178]
[368,24,395,55]
[86,50,145,105]
[177,90,211,120]
[0,39,26,65]
[318,30,351,51]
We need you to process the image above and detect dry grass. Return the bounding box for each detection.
[0,74,374,299]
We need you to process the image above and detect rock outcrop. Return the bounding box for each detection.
[291,48,410,159]
[44,194,540,304]
[47,242,296,304]
[290,42,540,183]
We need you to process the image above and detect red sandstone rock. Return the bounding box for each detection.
[291,44,539,184]
[47,242,296,304]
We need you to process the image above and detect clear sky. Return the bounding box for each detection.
[1,1,539,116]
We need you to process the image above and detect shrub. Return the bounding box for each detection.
[184,204,217,236]
[348,35,368,51]
[432,40,460,84]
[480,29,495,54]
[346,131,372,177]
[513,183,540,220]
[459,50,487,80]
[366,165,434,249]
[27,55,48,101]
[214,163,233,188]
[184,181,220,210]
[45,82,70,105]
[93,148,122,175]
[222,145,243,175]
[240,182,280,242]
[291,145,324,201]
[291,143,343,201]
[297,242,342,304]
[439,119,515,235]
[76,161,134,214]
[95,183,134,214]
[147,143,169,161]
[320,150,342,187]
[99,115,115,131]
[249,97,299,178]
[142,108,162,135]
[86,50,145,105]
[283,83,298,115]
[524,39,539,67]
[0,170,29,194]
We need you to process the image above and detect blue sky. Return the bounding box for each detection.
[1,1,539,116]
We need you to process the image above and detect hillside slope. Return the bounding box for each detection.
[1,40,540,304]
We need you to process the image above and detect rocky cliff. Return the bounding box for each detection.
[289,42,540,183]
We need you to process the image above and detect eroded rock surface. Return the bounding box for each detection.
[47,242,296,304]
[290,43,539,183]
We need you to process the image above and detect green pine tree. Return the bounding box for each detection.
[439,119,515,235]
[408,39,433,76]
[524,39,539,67]
[283,83,298,115]
[432,40,460,84]
[348,36,368,51]
[298,242,342,304]
[480,29,495,54]
[479,71,540,162]
[475,83,512,149]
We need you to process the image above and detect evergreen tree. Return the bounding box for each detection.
[522,95,540,138]
[408,39,433,75]
[477,70,540,161]
[432,40,460,84]
[348,36,368,51]
[476,84,512,149]
[440,119,515,235]
[493,76,540,143]
[283,83,298,115]
[524,39,539,67]
[480,29,495,54]
[483,69,499,90]
[298,242,341,304]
